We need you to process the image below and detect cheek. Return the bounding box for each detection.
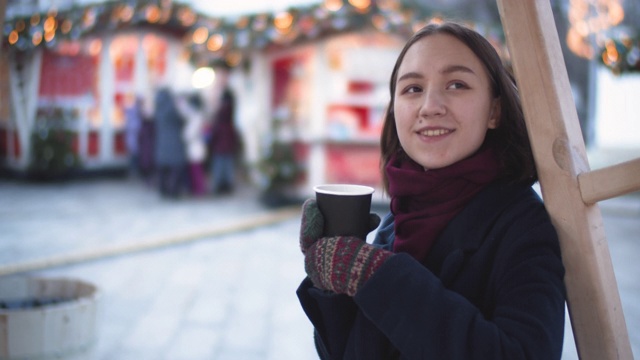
[393,103,411,129]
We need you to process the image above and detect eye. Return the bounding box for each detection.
[401,85,423,94]
[446,81,468,90]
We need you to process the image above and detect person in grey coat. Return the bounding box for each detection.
[153,87,187,198]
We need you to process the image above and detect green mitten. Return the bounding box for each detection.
[299,198,382,255]
[305,236,393,297]
[299,199,324,255]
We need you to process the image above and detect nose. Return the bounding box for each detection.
[419,89,446,118]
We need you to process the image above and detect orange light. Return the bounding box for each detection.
[207,34,224,51]
[274,11,294,32]
[44,30,55,43]
[429,16,444,25]
[324,0,343,12]
[348,0,370,11]
[192,27,209,45]
[146,6,161,23]
[8,31,18,45]
[44,16,57,32]
[604,40,619,64]
[15,20,25,32]
[608,2,624,25]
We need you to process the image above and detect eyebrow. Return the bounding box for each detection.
[396,65,478,83]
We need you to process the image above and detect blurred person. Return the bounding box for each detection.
[177,92,208,196]
[124,94,143,177]
[297,22,565,359]
[153,87,188,198]
[209,88,241,195]
[138,101,156,186]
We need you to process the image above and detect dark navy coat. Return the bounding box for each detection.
[297,182,566,359]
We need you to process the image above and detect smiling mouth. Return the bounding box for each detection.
[418,129,452,137]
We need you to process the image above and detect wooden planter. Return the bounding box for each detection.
[0,277,100,360]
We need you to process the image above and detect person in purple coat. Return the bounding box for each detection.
[209,88,240,195]
[297,22,566,359]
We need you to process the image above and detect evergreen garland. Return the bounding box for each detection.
[28,107,81,179]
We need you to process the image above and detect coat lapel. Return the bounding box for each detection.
[423,182,531,284]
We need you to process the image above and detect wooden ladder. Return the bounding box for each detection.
[497,1,640,358]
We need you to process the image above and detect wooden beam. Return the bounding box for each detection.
[496,1,633,359]
[579,158,640,204]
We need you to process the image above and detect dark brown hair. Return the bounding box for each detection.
[380,22,537,192]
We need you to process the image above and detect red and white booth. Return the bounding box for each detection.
[0,29,194,172]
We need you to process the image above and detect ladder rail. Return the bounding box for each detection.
[496,1,634,358]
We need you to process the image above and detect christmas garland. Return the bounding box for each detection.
[2,0,507,69]
[4,1,637,74]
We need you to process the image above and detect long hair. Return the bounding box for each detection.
[380,22,537,192]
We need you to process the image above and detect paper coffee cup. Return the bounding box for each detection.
[314,184,375,239]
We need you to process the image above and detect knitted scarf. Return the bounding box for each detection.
[386,145,501,262]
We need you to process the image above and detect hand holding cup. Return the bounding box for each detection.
[313,184,377,240]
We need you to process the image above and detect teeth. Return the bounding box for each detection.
[420,129,450,136]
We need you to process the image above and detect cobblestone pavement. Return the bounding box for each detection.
[0,177,638,359]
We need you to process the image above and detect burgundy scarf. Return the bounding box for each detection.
[386,146,501,262]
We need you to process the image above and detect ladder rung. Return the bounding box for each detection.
[578,158,640,204]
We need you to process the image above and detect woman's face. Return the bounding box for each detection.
[393,33,500,170]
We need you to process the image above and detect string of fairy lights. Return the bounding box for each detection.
[1,0,638,74]
[566,0,638,74]
[1,0,438,69]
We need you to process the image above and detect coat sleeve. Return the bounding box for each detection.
[296,278,358,359]
[353,220,566,359]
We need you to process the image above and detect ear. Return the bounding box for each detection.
[488,98,501,129]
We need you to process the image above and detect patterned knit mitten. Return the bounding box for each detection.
[305,236,393,297]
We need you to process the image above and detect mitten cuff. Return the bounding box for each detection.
[346,242,392,296]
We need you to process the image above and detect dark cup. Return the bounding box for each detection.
[314,184,375,240]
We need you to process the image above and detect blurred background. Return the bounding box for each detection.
[0,0,638,359]
[1,0,638,195]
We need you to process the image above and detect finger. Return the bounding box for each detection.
[304,238,329,290]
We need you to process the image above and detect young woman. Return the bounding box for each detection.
[297,22,566,359]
